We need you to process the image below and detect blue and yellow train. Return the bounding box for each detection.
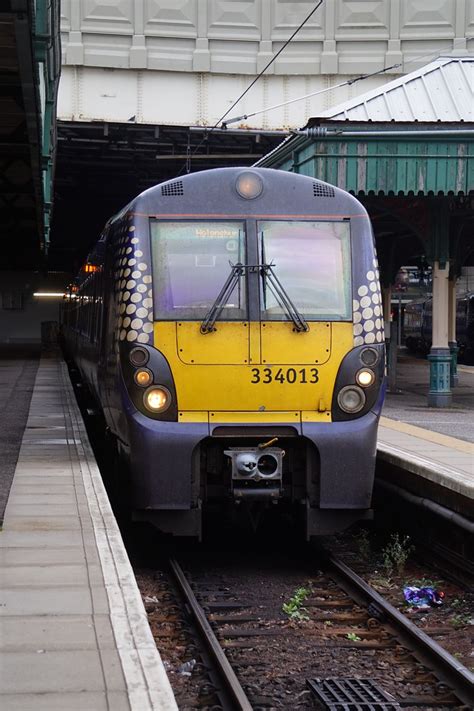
[62,167,385,538]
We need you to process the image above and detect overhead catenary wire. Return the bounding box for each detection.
[222,65,401,126]
[211,0,325,130]
[222,48,446,126]
[177,0,325,175]
[177,39,446,176]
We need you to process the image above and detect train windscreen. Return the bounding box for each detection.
[150,221,246,320]
[258,221,352,321]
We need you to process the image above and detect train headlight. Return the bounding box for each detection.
[130,347,149,367]
[144,386,171,413]
[355,368,375,388]
[235,171,263,199]
[134,368,153,387]
[360,347,379,366]
[337,385,366,414]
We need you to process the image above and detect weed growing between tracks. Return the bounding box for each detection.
[381,533,414,577]
[331,526,474,673]
[282,586,311,621]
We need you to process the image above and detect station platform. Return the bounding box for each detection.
[378,353,473,513]
[0,349,472,709]
[0,355,177,711]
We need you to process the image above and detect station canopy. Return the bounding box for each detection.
[321,55,473,124]
[258,56,474,198]
[257,56,474,281]
[0,3,43,267]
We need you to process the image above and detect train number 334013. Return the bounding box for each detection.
[250,367,319,384]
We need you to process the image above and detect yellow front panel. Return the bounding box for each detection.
[302,411,332,422]
[210,411,301,424]
[179,411,209,423]
[261,321,332,365]
[177,321,249,364]
[154,322,353,418]
[248,321,261,365]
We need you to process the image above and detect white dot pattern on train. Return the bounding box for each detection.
[353,258,384,346]
[114,221,154,345]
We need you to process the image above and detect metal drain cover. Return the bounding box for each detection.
[307,678,401,710]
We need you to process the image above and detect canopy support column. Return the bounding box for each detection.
[448,277,459,387]
[428,261,452,407]
[382,286,392,341]
[383,286,397,392]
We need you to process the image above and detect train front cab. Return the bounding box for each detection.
[123,341,384,540]
[115,169,385,539]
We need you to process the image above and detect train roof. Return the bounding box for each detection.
[108,167,368,225]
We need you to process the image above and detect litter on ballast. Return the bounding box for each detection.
[143,595,159,603]
[177,659,196,676]
[403,585,444,612]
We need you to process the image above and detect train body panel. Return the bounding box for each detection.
[62,168,385,538]
[151,321,353,416]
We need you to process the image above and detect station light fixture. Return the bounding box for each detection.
[33,292,66,297]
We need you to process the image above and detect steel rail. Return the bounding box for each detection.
[320,548,474,707]
[168,558,253,711]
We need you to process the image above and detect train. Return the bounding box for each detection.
[404,292,474,363]
[61,167,386,539]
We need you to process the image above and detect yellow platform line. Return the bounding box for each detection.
[379,416,474,455]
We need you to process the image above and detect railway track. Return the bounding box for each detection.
[138,546,474,710]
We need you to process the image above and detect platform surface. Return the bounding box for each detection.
[0,356,177,711]
[379,354,473,499]
[0,345,40,524]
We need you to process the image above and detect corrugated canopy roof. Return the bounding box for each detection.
[319,56,474,123]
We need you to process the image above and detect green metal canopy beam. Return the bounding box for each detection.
[34,0,61,253]
[259,124,474,197]
[0,0,60,267]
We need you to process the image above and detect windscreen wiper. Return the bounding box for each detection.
[261,263,309,333]
[200,262,245,334]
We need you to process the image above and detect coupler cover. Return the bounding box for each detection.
[224,446,284,498]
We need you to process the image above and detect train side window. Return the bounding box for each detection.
[150,220,247,321]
